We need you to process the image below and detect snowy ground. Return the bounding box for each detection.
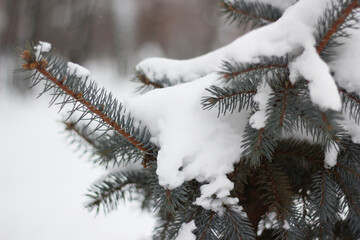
[0,60,155,240]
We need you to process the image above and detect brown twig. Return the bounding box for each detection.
[224,64,288,80]
[221,1,274,23]
[22,52,150,153]
[316,0,359,53]
[137,73,163,88]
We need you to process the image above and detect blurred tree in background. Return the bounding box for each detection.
[0,0,242,93]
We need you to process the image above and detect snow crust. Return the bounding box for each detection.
[67,62,91,78]
[175,221,196,240]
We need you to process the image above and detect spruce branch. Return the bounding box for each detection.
[309,169,340,239]
[20,44,155,158]
[134,70,164,93]
[86,170,150,213]
[202,81,257,115]
[219,205,256,240]
[333,169,360,234]
[189,208,219,240]
[293,87,347,149]
[265,77,305,135]
[241,125,277,165]
[220,57,289,82]
[257,163,293,227]
[63,121,98,150]
[198,211,216,240]
[220,0,283,27]
[62,120,142,167]
[339,87,360,123]
[315,0,360,56]
[153,212,174,240]
[134,69,186,93]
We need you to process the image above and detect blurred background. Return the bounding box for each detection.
[0,0,244,239]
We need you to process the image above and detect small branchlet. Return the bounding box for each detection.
[20,43,155,168]
[220,0,283,28]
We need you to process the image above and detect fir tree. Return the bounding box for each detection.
[18,0,360,239]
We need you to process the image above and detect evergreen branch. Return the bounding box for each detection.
[202,83,257,115]
[136,71,163,88]
[336,163,360,179]
[203,57,288,116]
[153,213,174,240]
[20,45,155,156]
[241,123,278,165]
[333,169,360,217]
[219,205,256,240]
[180,206,218,240]
[339,87,360,123]
[63,121,98,150]
[220,0,283,27]
[65,120,153,167]
[309,169,339,239]
[274,140,324,166]
[145,163,190,214]
[316,0,360,55]
[199,211,216,240]
[257,163,293,225]
[265,77,306,135]
[229,161,251,197]
[334,219,360,239]
[220,57,289,82]
[86,170,150,213]
[134,69,186,93]
[293,85,347,148]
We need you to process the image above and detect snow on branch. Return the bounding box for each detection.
[20,43,155,157]
[128,0,360,212]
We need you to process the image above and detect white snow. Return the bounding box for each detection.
[130,0,360,211]
[68,62,91,78]
[249,80,273,129]
[125,73,248,211]
[329,16,360,95]
[34,41,52,59]
[0,60,154,240]
[324,144,339,169]
[282,220,290,230]
[175,221,196,240]
[136,0,342,111]
[289,46,341,111]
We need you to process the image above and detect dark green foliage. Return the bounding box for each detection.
[202,79,258,115]
[241,124,277,165]
[86,170,151,213]
[18,0,360,239]
[220,206,256,240]
[220,0,283,27]
[308,170,340,239]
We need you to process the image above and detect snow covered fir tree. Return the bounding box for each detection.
[18,0,360,239]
